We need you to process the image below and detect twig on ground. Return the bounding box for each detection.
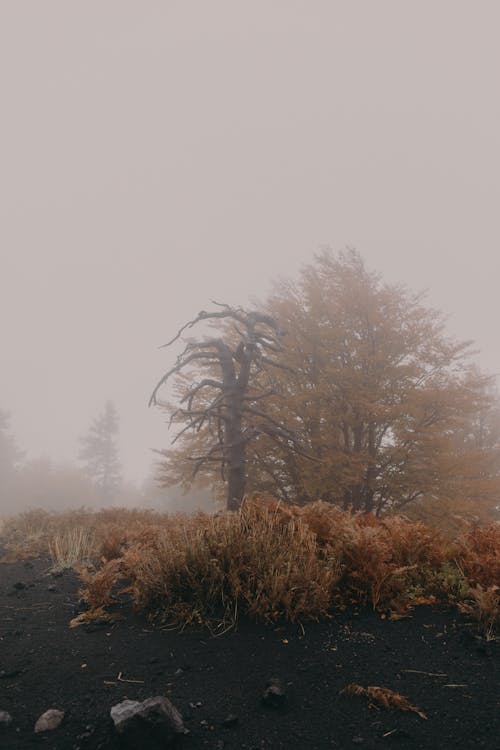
[117,672,144,684]
[401,669,448,677]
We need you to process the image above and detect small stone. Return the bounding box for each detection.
[0,711,13,727]
[47,584,57,592]
[352,737,364,744]
[222,713,238,727]
[111,696,185,747]
[262,677,286,708]
[34,709,64,733]
[0,669,21,680]
[12,582,26,590]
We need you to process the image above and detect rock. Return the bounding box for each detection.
[261,677,286,708]
[0,669,22,680]
[12,582,26,590]
[34,708,65,733]
[0,711,13,727]
[222,713,238,727]
[47,584,57,592]
[110,696,186,748]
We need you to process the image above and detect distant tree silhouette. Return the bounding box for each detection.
[0,410,23,512]
[79,401,121,505]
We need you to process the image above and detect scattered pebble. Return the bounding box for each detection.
[222,713,238,727]
[34,709,65,733]
[0,711,13,727]
[262,677,286,708]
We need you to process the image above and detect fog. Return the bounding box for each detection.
[1,1,499,496]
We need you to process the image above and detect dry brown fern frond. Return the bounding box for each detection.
[69,606,123,628]
[341,683,427,719]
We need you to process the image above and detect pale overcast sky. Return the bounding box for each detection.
[1,1,499,482]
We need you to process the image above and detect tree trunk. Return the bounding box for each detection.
[225,402,246,511]
[227,442,246,510]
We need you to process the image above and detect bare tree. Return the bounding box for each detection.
[150,303,299,510]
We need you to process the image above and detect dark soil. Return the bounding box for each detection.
[0,557,498,750]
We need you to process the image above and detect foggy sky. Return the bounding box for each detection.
[1,1,499,483]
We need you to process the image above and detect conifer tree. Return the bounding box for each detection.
[79,401,121,504]
[0,410,23,511]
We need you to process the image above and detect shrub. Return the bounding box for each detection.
[130,502,342,629]
[2,500,499,635]
[458,584,500,638]
[458,523,500,589]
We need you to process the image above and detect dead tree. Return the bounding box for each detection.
[150,303,299,510]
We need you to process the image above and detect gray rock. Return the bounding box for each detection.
[0,711,13,727]
[222,713,238,727]
[262,677,286,708]
[110,696,186,748]
[34,709,64,733]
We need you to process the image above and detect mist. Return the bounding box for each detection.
[1,2,500,512]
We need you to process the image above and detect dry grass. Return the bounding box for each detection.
[129,501,342,629]
[458,584,500,639]
[49,527,97,570]
[1,499,498,634]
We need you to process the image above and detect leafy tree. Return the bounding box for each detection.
[78,401,121,505]
[151,251,500,520]
[150,304,301,510]
[255,249,500,515]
